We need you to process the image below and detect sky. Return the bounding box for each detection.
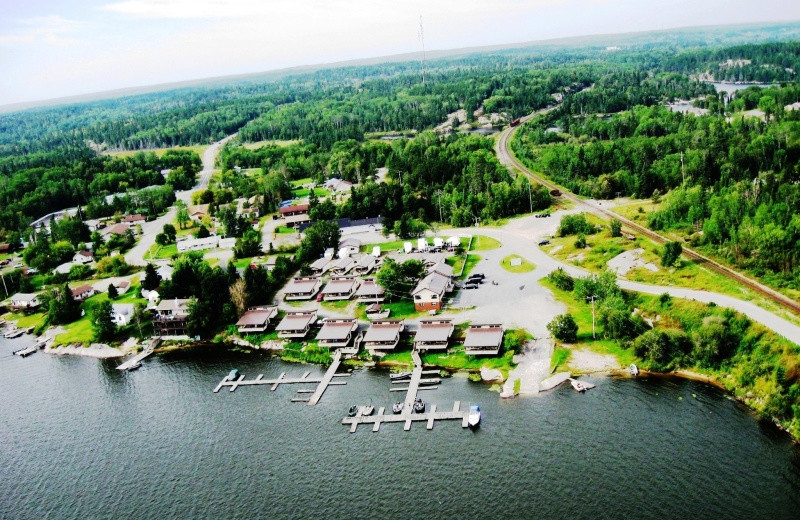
[1,0,800,107]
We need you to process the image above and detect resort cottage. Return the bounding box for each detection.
[236,306,278,334]
[275,311,317,339]
[363,319,404,351]
[463,324,505,356]
[283,277,322,301]
[413,319,454,351]
[315,318,359,349]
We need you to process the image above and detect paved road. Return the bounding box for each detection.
[125,134,237,266]
[495,113,800,315]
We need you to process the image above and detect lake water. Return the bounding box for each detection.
[708,81,776,97]
[2,334,799,519]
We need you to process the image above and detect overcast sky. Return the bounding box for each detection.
[1,0,799,106]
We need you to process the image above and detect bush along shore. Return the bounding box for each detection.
[544,268,800,441]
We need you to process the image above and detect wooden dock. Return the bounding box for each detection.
[117,338,161,371]
[342,400,469,432]
[212,349,348,405]
[342,349,470,432]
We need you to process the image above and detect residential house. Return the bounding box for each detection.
[411,271,453,312]
[413,319,454,351]
[275,311,317,339]
[355,278,385,303]
[328,256,357,276]
[283,277,322,301]
[71,285,96,302]
[236,197,260,219]
[279,204,309,218]
[177,235,219,253]
[321,276,359,301]
[9,293,40,311]
[123,214,146,224]
[153,298,191,336]
[111,303,135,326]
[73,250,94,264]
[351,254,377,275]
[315,318,358,349]
[464,324,504,356]
[338,238,361,257]
[236,306,278,334]
[428,261,454,278]
[188,204,210,222]
[104,223,130,238]
[309,256,333,276]
[112,280,130,294]
[363,319,404,351]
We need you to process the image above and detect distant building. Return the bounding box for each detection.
[464,324,504,356]
[71,285,96,302]
[355,278,385,303]
[177,236,219,253]
[104,223,130,238]
[320,276,359,301]
[236,306,278,334]
[279,204,309,218]
[73,250,94,264]
[188,204,210,221]
[309,257,334,276]
[123,214,146,224]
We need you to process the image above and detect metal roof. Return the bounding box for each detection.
[275,312,316,331]
[363,320,403,342]
[464,325,504,348]
[414,321,454,343]
[315,320,357,341]
[236,307,277,326]
[412,272,449,296]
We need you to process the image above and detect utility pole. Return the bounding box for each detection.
[587,295,599,339]
[436,189,443,223]
[527,181,533,214]
[472,216,480,227]
[0,272,8,298]
[419,15,427,88]
[680,151,685,186]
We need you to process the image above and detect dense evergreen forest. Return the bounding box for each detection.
[2,23,800,241]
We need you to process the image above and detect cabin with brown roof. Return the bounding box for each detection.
[464,324,504,355]
[153,298,191,336]
[283,276,322,301]
[413,319,454,351]
[363,319,404,351]
[71,285,96,302]
[279,204,309,217]
[321,276,359,301]
[411,272,453,312]
[275,311,317,339]
[188,204,210,221]
[236,306,278,334]
[315,318,359,349]
[355,278,385,303]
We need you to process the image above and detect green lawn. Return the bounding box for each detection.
[145,243,177,260]
[54,316,94,345]
[470,235,501,251]
[355,300,424,320]
[500,255,536,273]
[275,226,296,234]
[292,187,330,198]
[2,311,46,329]
[457,254,482,280]
[290,177,312,187]
[104,144,208,158]
[321,299,352,311]
[361,239,407,253]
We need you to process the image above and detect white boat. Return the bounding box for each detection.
[362,405,374,416]
[629,364,639,376]
[570,379,587,392]
[468,405,481,428]
[392,402,404,414]
[4,328,24,339]
[365,304,390,319]
[413,398,425,413]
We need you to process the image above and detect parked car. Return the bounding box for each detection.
[469,273,485,280]
[538,239,550,246]
[463,283,479,290]
[316,292,324,302]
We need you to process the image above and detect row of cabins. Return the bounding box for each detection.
[283,276,387,303]
[308,253,378,277]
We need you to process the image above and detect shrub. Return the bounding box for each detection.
[574,234,586,248]
[610,219,622,237]
[558,213,596,237]
[547,314,578,343]
[548,267,574,291]
[661,241,683,267]
[632,328,692,371]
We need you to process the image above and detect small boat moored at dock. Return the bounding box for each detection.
[13,345,37,357]
[362,405,374,416]
[389,371,411,381]
[392,402,403,414]
[347,405,359,417]
[227,369,240,381]
[571,379,587,392]
[413,397,425,413]
[629,364,639,376]
[468,405,481,428]
[4,328,24,339]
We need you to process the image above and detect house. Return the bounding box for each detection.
[153,298,191,336]
[279,204,309,218]
[111,303,135,326]
[112,280,130,294]
[363,319,404,351]
[464,324,505,356]
[104,223,129,237]
[9,292,40,311]
[156,265,174,282]
[309,256,333,276]
[187,204,210,221]
[315,318,359,349]
[413,319,454,351]
[324,178,353,192]
[236,197,260,219]
[177,236,219,253]
[0,243,10,253]
[275,311,317,339]
[411,272,452,312]
[338,238,361,257]
[123,214,146,224]
[351,254,377,275]
[145,290,160,308]
[283,277,322,301]
[321,276,359,301]
[71,285,96,302]
[328,256,357,276]
[73,250,94,264]
[355,278,385,303]
[428,261,453,278]
[236,306,278,334]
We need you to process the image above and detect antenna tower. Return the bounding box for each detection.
[419,15,426,87]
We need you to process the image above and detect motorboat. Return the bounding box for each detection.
[468,405,481,428]
[4,328,24,339]
[227,369,239,381]
[392,402,403,414]
[362,405,374,416]
[413,398,425,413]
[629,364,639,376]
[129,362,142,371]
[347,405,359,417]
[389,371,412,381]
[570,379,587,392]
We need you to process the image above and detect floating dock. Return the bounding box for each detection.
[342,349,469,433]
[212,349,348,406]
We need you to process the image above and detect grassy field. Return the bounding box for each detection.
[54,317,94,345]
[470,235,501,251]
[104,144,208,158]
[2,311,46,329]
[457,254,482,279]
[290,177,312,188]
[540,278,637,367]
[355,300,424,320]
[551,347,571,371]
[145,243,178,260]
[500,255,536,273]
[321,300,352,311]
[274,226,297,234]
[292,187,330,198]
[361,239,406,253]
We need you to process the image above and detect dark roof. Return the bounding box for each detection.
[71,285,94,297]
[236,308,277,326]
[414,321,454,343]
[275,312,316,331]
[315,320,357,341]
[279,204,309,214]
[464,325,504,348]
